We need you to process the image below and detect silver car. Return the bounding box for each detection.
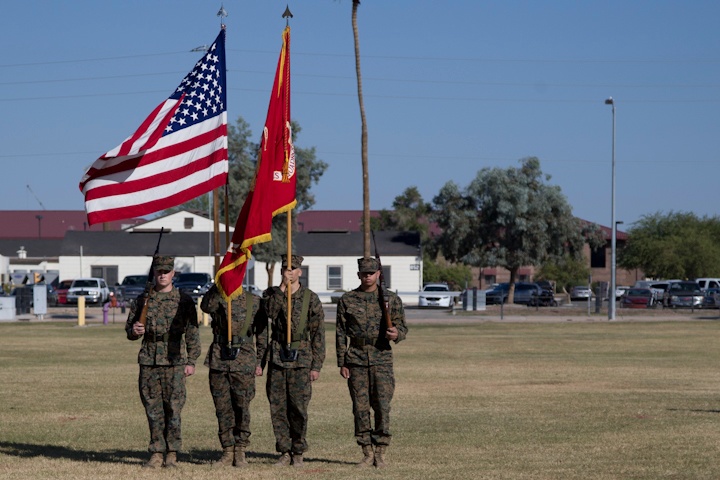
[66,278,110,305]
[570,285,592,301]
[418,283,452,308]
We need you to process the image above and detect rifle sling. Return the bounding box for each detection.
[214,291,254,344]
[272,289,311,348]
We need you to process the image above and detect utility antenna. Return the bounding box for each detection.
[26,184,46,210]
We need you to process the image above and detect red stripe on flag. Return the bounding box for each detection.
[83,148,228,202]
[82,128,227,199]
[86,174,227,225]
[116,99,181,157]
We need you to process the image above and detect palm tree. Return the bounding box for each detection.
[351,0,370,256]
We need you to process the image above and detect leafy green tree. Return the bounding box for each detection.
[431,157,589,303]
[368,210,395,231]
[536,255,591,295]
[422,256,472,291]
[390,187,431,241]
[619,211,720,279]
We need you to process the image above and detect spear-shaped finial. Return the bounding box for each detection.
[282,5,293,26]
[217,4,228,27]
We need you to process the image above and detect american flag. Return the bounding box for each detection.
[80,29,229,226]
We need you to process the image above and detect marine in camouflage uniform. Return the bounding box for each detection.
[200,283,268,468]
[125,255,201,469]
[264,254,325,467]
[336,257,408,469]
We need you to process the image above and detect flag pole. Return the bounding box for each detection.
[286,209,292,351]
[224,181,232,350]
[213,189,220,273]
[283,5,294,354]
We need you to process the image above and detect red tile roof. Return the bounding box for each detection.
[0,210,146,239]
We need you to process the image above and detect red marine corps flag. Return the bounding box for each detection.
[79,29,229,226]
[215,26,296,300]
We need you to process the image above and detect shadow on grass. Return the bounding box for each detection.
[667,408,720,414]
[0,442,352,466]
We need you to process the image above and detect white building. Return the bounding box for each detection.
[2,210,422,303]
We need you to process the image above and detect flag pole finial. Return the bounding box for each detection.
[218,4,228,28]
[282,5,293,26]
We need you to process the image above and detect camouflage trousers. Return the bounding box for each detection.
[139,365,186,453]
[347,364,395,446]
[209,368,256,448]
[266,366,312,453]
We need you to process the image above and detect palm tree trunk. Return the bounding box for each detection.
[352,0,370,257]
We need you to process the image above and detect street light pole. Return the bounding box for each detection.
[605,97,616,321]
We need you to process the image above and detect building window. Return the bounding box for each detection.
[483,275,496,287]
[91,265,118,286]
[590,246,606,268]
[328,266,342,290]
[184,217,194,229]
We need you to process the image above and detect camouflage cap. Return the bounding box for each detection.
[153,255,175,272]
[281,254,304,270]
[358,257,380,273]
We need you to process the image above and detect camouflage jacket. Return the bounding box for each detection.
[336,288,407,367]
[264,285,325,371]
[125,288,201,367]
[201,284,268,373]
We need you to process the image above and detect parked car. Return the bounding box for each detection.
[528,286,558,307]
[570,285,592,301]
[513,283,543,305]
[665,281,703,308]
[616,285,631,299]
[649,281,673,305]
[418,283,453,308]
[535,280,555,294]
[66,278,110,305]
[174,272,213,299]
[118,274,149,305]
[621,288,655,308]
[695,278,720,292]
[486,283,510,305]
[55,279,73,305]
[241,284,263,297]
[484,283,552,306]
[702,288,720,309]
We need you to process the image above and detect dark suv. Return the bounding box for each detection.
[118,274,149,304]
[664,281,703,308]
[486,283,509,305]
[174,272,213,299]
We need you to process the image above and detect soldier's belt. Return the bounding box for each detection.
[272,332,305,344]
[213,334,250,345]
[349,336,378,347]
[143,332,170,343]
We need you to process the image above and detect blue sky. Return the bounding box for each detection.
[2,1,719,229]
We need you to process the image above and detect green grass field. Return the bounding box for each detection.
[1,319,719,479]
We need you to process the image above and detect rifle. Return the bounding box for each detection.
[371,231,393,330]
[136,228,165,326]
